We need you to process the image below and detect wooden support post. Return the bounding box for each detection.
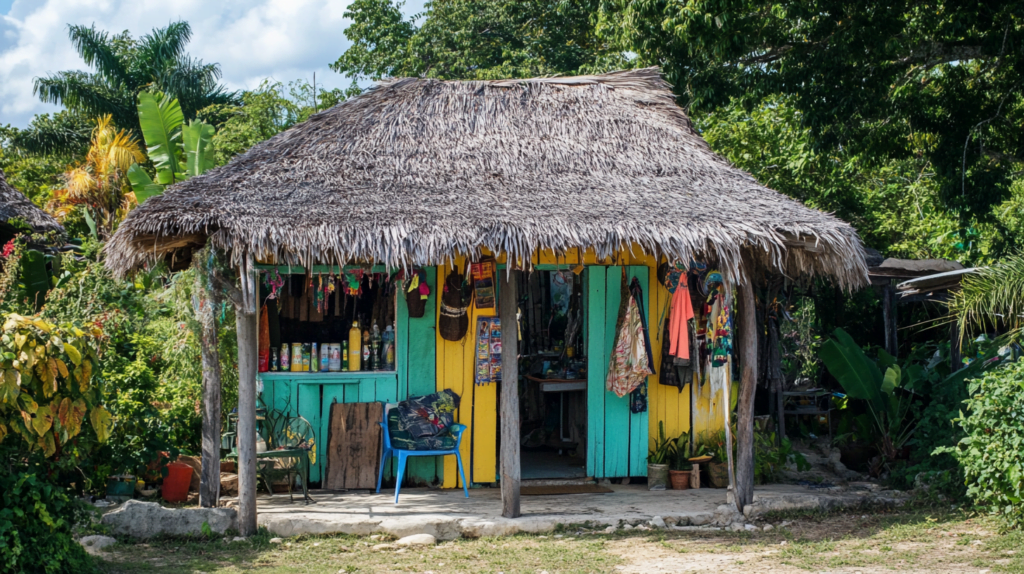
[499,268,521,518]
[198,274,223,508]
[235,258,259,536]
[883,283,897,358]
[735,278,758,512]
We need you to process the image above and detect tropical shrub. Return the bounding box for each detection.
[0,472,98,574]
[0,313,108,461]
[939,359,1024,529]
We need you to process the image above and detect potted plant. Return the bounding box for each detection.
[669,431,692,490]
[647,422,675,490]
[703,430,732,488]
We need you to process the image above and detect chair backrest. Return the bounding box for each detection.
[380,402,398,449]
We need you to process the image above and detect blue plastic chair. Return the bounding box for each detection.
[376,403,469,504]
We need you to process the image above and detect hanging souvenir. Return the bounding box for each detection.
[343,269,364,296]
[439,271,473,341]
[405,268,430,318]
[606,275,655,398]
[263,267,284,300]
[474,317,503,385]
[471,259,496,309]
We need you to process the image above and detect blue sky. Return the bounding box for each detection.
[0,0,425,128]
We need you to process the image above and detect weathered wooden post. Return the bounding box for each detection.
[197,272,223,508]
[235,257,259,536]
[883,283,897,358]
[735,276,758,511]
[499,268,521,518]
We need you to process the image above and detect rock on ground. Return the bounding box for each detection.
[650,516,666,529]
[100,500,236,539]
[79,535,117,555]
[396,533,437,546]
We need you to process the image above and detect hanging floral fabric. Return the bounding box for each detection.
[263,268,284,300]
[702,273,733,368]
[606,276,655,398]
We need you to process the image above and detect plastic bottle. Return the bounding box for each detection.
[371,323,382,371]
[348,322,362,372]
[383,325,395,370]
[362,330,371,372]
[342,340,349,371]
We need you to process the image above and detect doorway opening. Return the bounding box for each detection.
[516,269,588,480]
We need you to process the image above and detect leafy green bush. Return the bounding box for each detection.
[939,359,1024,529]
[0,472,98,573]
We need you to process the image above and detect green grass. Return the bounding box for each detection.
[94,508,1024,573]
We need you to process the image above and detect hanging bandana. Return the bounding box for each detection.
[263,267,285,300]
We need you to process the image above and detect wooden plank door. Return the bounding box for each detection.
[586,266,651,478]
[324,402,384,489]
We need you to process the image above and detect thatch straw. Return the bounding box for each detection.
[0,168,65,237]
[105,67,868,288]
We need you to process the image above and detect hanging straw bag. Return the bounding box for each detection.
[438,272,473,341]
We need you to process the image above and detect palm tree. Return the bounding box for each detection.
[34,21,238,137]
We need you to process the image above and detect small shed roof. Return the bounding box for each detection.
[105,68,868,287]
[0,168,64,237]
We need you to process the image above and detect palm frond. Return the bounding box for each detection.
[949,253,1024,340]
[66,24,130,89]
[138,20,193,71]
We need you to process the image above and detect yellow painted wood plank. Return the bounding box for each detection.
[471,303,498,484]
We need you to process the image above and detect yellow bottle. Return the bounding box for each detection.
[348,322,362,371]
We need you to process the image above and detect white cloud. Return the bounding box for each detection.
[0,0,426,128]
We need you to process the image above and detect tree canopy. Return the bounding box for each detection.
[597,0,1024,224]
[34,21,238,139]
[331,0,624,81]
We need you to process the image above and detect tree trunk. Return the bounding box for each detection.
[499,269,521,518]
[735,278,758,511]
[235,259,259,536]
[198,278,222,508]
[883,283,897,358]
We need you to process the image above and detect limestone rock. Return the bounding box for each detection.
[603,526,617,534]
[79,535,117,555]
[650,516,666,529]
[621,524,634,531]
[395,533,436,547]
[744,524,757,531]
[713,504,744,527]
[728,523,746,532]
[101,500,236,539]
[762,524,774,531]
[270,538,284,544]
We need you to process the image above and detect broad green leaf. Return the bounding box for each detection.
[819,328,884,413]
[0,369,19,404]
[137,91,184,177]
[882,365,900,395]
[90,405,112,443]
[39,431,56,457]
[32,405,53,436]
[64,342,82,366]
[55,358,69,379]
[127,163,166,204]
[182,120,216,177]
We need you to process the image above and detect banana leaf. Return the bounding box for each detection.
[127,163,165,204]
[182,120,215,177]
[818,328,886,413]
[137,91,184,180]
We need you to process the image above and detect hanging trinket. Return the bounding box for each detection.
[263,267,285,300]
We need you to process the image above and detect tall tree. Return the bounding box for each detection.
[34,21,238,136]
[597,0,1024,225]
[331,0,625,81]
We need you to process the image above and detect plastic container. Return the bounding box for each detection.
[162,462,193,503]
[348,323,361,371]
[106,477,135,502]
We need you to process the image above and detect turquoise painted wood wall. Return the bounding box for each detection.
[586,266,650,478]
[258,268,439,485]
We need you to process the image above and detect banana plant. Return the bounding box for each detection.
[127,91,216,204]
[818,328,924,462]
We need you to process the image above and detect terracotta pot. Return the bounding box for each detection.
[648,464,669,491]
[669,470,690,490]
[708,462,730,488]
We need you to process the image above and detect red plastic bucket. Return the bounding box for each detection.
[162,462,192,503]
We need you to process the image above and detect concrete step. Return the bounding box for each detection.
[520,477,595,487]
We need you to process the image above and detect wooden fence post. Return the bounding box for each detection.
[499,268,521,518]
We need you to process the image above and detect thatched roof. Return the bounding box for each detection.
[105,67,868,288]
[0,168,64,236]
